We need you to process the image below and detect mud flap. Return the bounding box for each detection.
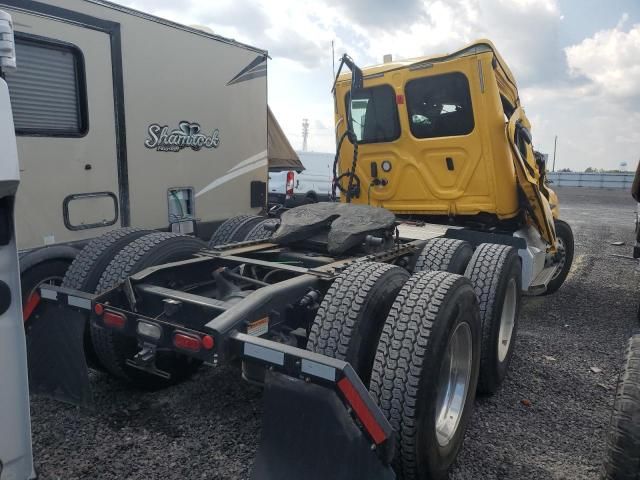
[25,286,93,406]
[230,332,395,480]
[251,371,395,480]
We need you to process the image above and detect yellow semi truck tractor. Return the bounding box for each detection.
[30,40,574,480]
[332,41,572,296]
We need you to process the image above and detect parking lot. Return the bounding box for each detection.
[30,187,639,480]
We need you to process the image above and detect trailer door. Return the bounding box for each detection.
[4,8,122,249]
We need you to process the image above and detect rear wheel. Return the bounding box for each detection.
[370,271,481,480]
[307,261,409,386]
[414,238,473,274]
[91,232,206,388]
[245,218,279,241]
[545,219,574,294]
[230,216,265,241]
[602,334,640,480]
[465,243,521,394]
[61,227,152,368]
[208,215,260,247]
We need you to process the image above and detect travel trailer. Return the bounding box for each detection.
[0,0,299,318]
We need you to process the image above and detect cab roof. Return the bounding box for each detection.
[337,39,516,89]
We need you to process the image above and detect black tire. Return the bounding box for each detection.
[62,227,152,292]
[602,334,640,480]
[414,238,473,274]
[370,271,481,480]
[545,219,574,294]
[464,243,522,394]
[231,216,265,241]
[305,191,318,203]
[245,218,279,241]
[61,227,152,369]
[91,232,206,387]
[307,261,409,386]
[208,215,260,247]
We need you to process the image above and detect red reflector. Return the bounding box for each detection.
[94,303,104,315]
[337,377,387,445]
[396,94,405,104]
[23,291,41,323]
[286,170,295,199]
[174,333,201,352]
[202,335,215,350]
[103,310,126,329]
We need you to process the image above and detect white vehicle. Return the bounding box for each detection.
[0,10,36,479]
[268,151,333,207]
[0,0,296,321]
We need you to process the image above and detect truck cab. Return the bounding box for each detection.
[333,40,558,249]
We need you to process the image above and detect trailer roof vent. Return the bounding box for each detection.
[383,54,393,63]
[0,11,16,72]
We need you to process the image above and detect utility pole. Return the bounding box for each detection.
[552,135,558,172]
[302,118,309,152]
[332,40,335,78]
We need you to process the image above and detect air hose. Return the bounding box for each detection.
[332,130,360,203]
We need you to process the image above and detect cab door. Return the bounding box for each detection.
[3,7,121,249]
[507,107,557,248]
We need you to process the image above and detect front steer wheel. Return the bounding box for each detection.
[370,271,481,480]
[545,219,574,294]
[91,232,206,388]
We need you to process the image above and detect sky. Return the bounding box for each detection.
[122,0,640,172]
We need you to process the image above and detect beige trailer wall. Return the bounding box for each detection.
[4,0,267,249]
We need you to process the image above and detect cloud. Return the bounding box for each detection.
[325,0,427,28]
[115,0,638,171]
[565,17,640,99]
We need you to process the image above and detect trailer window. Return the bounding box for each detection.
[345,85,400,143]
[5,34,87,136]
[405,72,474,139]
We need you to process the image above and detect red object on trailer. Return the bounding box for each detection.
[285,171,295,199]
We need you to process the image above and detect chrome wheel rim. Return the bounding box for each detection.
[498,278,517,362]
[551,237,567,280]
[435,321,473,447]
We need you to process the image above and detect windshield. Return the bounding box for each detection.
[346,84,400,144]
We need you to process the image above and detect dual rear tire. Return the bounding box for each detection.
[416,238,522,395]
[208,215,275,247]
[90,232,206,388]
[62,229,206,388]
[309,262,481,479]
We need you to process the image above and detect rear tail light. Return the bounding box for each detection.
[174,332,201,352]
[137,321,162,341]
[103,310,126,329]
[94,303,104,315]
[285,171,295,199]
[202,335,215,350]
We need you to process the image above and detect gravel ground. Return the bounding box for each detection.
[30,187,639,480]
